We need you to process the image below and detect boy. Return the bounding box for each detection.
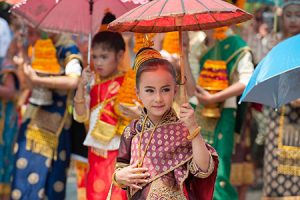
[74,31,137,199]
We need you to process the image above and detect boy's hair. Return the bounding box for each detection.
[136,58,178,89]
[92,31,125,53]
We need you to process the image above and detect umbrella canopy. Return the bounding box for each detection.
[12,0,139,35]
[240,34,300,108]
[108,0,253,33]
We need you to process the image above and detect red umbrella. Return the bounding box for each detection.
[108,0,252,33]
[108,0,252,98]
[11,0,140,67]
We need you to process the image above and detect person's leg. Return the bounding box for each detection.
[11,121,49,200]
[213,109,238,200]
[86,149,127,200]
[45,129,71,200]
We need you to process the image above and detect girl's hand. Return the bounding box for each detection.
[24,64,38,85]
[115,161,150,190]
[80,68,94,86]
[179,103,198,132]
[195,86,216,105]
[119,100,142,119]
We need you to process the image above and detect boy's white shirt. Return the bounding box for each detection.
[73,76,121,151]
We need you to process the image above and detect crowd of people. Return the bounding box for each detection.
[0,0,300,199]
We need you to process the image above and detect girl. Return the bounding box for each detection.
[112,47,218,199]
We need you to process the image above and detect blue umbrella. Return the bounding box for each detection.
[239,34,300,108]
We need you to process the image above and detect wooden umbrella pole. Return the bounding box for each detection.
[178,28,187,103]
[87,0,94,69]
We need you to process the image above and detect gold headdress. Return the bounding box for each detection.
[133,33,162,71]
[133,47,162,71]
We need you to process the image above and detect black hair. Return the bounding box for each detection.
[92,31,125,53]
[136,58,178,89]
[101,12,116,25]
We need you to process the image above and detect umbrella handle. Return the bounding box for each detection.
[178,29,188,104]
[87,33,92,69]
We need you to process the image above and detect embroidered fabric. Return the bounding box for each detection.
[188,154,214,178]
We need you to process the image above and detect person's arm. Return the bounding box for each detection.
[195,82,246,105]
[179,103,211,173]
[195,51,254,105]
[113,124,149,190]
[73,68,93,121]
[24,64,80,90]
[0,73,17,101]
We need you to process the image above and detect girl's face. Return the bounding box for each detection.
[92,45,123,79]
[283,5,300,36]
[137,67,177,123]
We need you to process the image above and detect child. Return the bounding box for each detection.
[112,47,218,199]
[11,30,82,200]
[74,31,137,199]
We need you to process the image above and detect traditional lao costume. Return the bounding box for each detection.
[114,108,218,200]
[196,34,254,200]
[74,73,128,200]
[11,35,82,200]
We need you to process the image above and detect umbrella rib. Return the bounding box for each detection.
[194,0,224,28]
[180,0,186,14]
[192,14,202,30]
[35,0,64,29]
[209,0,229,10]
[150,0,169,32]
[158,0,168,17]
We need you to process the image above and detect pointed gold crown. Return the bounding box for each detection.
[133,34,162,71]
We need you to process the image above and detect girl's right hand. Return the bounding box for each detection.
[115,161,150,190]
[80,68,93,86]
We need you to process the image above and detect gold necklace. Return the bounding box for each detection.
[137,116,161,168]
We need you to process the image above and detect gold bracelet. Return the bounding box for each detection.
[187,126,201,141]
[74,96,85,104]
[112,170,126,189]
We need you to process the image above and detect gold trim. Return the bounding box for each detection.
[262,196,300,200]
[25,92,71,160]
[278,106,300,176]
[91,119,117,143]
[26,125,59,160]
[278,165,300,177]
[229,49,251,82]
[188,154,215,178]
[226,47,251,64]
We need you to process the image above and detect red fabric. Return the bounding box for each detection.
[89,76,124,126]
[87,149,127,200]
[188,155,219,200]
